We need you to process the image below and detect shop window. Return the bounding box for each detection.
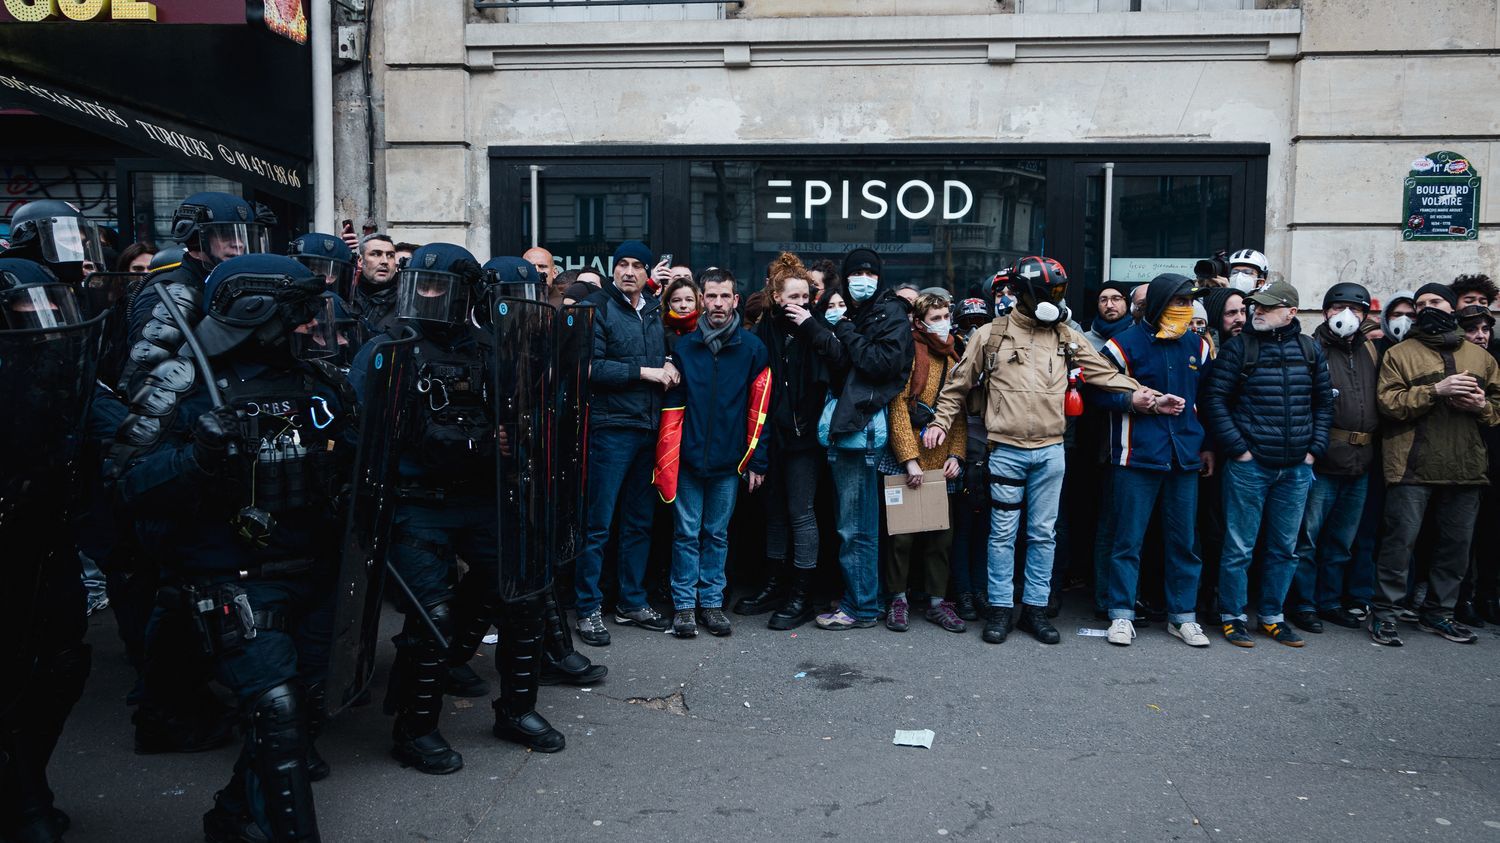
[1083,173,1231,288]
[130,171,239,246]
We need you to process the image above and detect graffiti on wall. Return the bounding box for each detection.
[1,162,116,238]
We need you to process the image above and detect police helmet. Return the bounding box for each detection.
[1322,282,1372,313]
[196,254,326,357]
[147,246,188,272]
[396,243,482,324]
[0,257,85,330]
[482,255,544,302]
[3,200,106,284]
[289,232,356,299]
[169,192,270,266]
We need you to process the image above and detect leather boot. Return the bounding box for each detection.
[767,568,815,630]
[492,597,565,753]
[390,631,463,775]
[1017,604,1061,644]
[981,606,1012,644]
[539,582,606,686]
[732,560,787,615]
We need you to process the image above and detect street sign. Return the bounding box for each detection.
[1403,150,1481,241]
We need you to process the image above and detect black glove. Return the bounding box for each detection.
[192,407,244,474]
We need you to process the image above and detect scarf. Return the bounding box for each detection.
[910,325,959,399]
[664,307,700,335]
[700,310,740,356]
[1090,313,1132,343]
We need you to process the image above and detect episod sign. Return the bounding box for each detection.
[1403,150,1481,241]
[764,178,974,222]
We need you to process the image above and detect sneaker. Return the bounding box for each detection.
[1317,607,1362,629]
[1169,621,1210,648]
[1106,618,1135,646]
[699,607,732,637]
[1418,615,1478,644]
[955,593,979,622]
[885,598,910,632]
[615,605,672,632]
[925,601,966,633]
[576,610,610,647]
[815,610,878,630]
[1368,618,1404,647]
[1221,619,1254,647]
[671,610,697,638]
[1260,621,1305,648]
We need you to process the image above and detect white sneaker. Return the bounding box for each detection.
[1106,618,1135,646]
[1169,621,1210,648]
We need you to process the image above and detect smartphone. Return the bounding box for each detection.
[659,253,673,267]
[341,219,354,235]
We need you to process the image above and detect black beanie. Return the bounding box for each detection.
[842,248,881,279]
[1414,282,1457,309]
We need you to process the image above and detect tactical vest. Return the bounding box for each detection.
[405,333,496,488]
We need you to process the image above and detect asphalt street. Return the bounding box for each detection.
[50,599,1500,842]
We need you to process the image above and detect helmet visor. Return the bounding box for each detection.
[77,270,137,319]
[201,223,270,265]
[291,293,342,362]
[36,216,106,268]
[397,270,467,323]
[1,284,84,329]
[298,257,355,300]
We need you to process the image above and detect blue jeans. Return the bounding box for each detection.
[828,448,880,621]
[1107,467,1202,624]
[1290,472,1369,613]
[986,443,1065,609]
[670,470,739,610]
[1218,458,1313,623]
[1348,466,1384,607]
[575,426,657,615]
[1092,465,1117,612]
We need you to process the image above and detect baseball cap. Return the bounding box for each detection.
[1247,280,1299,309]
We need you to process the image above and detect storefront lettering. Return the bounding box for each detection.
[3,0,158,22]
[0,74,128,127]
[765,178,973,222]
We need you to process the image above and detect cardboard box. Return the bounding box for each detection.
[883,471,950,535]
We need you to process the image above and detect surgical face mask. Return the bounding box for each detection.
[847,275,878,303]
[1328,307,1361,338]
[925,319,951,341]
[995,294,1015,316]
[824,307,846,325]
[1386,314,1413,341]
[1228,271,1258,293]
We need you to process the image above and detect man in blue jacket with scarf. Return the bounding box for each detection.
[1092,273,1214,648]
[657,268,771,638]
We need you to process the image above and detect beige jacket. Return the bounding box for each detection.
[933,312,1140,449]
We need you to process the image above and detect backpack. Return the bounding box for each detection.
[1237,333,1318,384]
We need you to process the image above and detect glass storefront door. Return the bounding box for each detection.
[493,163,665,275]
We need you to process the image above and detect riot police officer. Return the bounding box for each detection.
[110,254,349,842]
[287,233,361,369]
[0,257,105,843]
[0,199,107,284]
[349,244,564,775]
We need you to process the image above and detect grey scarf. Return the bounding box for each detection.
[699,310,741,356]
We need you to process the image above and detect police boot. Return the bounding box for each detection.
[768,568,816,630]
[0,643,91,843]
[247,684,320,842]
[203,766,267,843]
[445,587,496,698]
[539,581,607,686]
[390,608,463,775]
[302,683,331,782]
[492,598,566,753]
[733,560,787,615]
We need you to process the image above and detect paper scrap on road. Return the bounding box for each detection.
[892,729,935,749]
[793,672,807,679]
[1077,627,1109,637]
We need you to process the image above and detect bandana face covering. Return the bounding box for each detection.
[1155,304,1194,340]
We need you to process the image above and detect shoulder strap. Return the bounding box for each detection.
[1237,334,1260,384]
[1297,334,1318,374]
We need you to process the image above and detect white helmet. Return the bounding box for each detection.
[1227,249,1269,276]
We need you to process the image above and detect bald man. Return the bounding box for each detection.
[524,246,562,304]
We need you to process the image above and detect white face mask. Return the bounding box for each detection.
[925,319,951,341]
[1229,272,1258,293]
[847,275,878,303]
[1328,308,1361,338]
[1032,300,1069,325]
[824,307,846,325]
[1387,314,1413,341]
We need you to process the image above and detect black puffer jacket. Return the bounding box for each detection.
[587,280,667,432]
[1201,319,1334,468]
[825,288,914,437]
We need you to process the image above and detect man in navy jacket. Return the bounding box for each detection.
[1201,280,1334,648]
[1092,273,1214,648]
[661,269,771,638]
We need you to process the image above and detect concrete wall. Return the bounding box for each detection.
[353,0,1496,308]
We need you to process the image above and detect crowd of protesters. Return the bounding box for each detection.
[567,240,1500,649]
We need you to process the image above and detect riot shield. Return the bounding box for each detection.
[325,329,420,718]
[0,311,105,712]
[490,296,556,602]
[552,303,593,565]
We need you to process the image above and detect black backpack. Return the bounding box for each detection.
[1237,333,1318,384]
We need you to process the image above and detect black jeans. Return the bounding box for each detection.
[1374,484,1482,622]
[764,447,823,570]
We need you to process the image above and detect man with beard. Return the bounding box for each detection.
[349,233,400,334]
[1083,281,1132,351]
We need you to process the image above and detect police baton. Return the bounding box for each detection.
[151,281,238,458]
[383,565,451,651]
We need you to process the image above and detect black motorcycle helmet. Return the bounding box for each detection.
[1321,281,1372,313]
[169,192,271,267]
[288,232,356,299]
[396,243,482,325]
[0,257,85,330]
[2,200,107,286]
